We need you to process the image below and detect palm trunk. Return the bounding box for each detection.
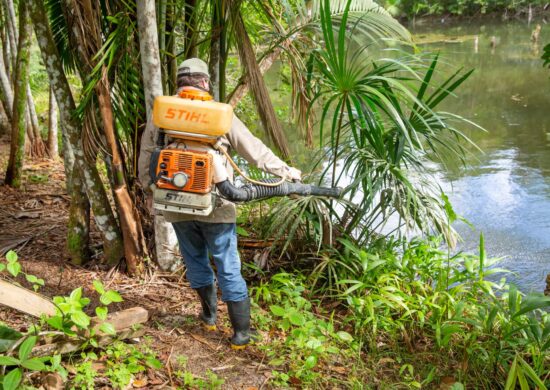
[2,0,42,156]
[62,130,91,263]
[137,0,180,271]
[208,1,222,101]
[183,0,198,58]
[0,3,10,83]
[96,73,146,276]
[29,0,124,265]
[165,2,177,94]
[26,84,46,157]
[157,0,167,91]
[47,87,58,157]
[2,0,16,71]
[0,47,13,122]
[0,100,8,135]
[5,1,31,188]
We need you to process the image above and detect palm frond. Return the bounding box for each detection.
[44,0,77,72]
[230,2,291,159]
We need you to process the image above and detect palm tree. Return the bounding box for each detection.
[264,0,480,251]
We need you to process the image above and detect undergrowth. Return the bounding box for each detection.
[248,235,550,388]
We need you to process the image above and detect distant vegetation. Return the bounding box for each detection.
[383,0,549,18]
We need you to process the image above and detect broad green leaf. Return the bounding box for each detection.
[127,362,144,373]
[146,356,162,369]
[21,357,46,371]
[93,280,105,294]
[337,331,354,342]
[3,367,22,390]
[513,294,550,318]
[25,274,38,284]
[0,355,20,365]
[69,288,82,302]
[71,311,91,329]
[7,261,21,277]
[304,355,317,369]
[95,306,108,320]
[99,322,116,336]
[46,316,64,330]
[6,250,17,263]
[0,325,22,353]
[101,290,123,305]
[236,226,250,237]
[18,336,37,362]
[0,263,6,272]
[288,311,305,326]
[270,305,286,317]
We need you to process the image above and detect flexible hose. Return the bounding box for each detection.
[213,142,288,187]
[216,178,342,202]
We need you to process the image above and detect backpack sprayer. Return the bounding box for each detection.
[149,89,342,216]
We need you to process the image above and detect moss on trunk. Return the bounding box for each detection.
[4,1,31,188]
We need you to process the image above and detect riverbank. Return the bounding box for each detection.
[387,1,550,22]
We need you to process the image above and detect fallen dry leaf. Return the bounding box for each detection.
[132,377,148,388]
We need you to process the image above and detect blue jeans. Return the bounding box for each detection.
[172,221,248,302]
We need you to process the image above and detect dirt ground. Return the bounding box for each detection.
[0,136,272,389]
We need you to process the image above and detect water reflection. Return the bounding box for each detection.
[413,19,550,291]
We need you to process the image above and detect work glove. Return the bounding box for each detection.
[286,166,302,182]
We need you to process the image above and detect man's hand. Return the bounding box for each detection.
[286,167,302,182]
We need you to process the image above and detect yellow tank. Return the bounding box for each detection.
[153,95,233,138]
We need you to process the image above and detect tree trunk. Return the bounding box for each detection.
[26,84,46,157]
[29,0,124,265]
[0,100,8,136]
[208,1,222,101]
[96,73,146,276]
[5,1,31,188]
[157,0,167,91]
[0,46,13,122]
[2,0,17,71]
[232,9,291,159]
[2,0,42,157]
[47,87,58,157]
[62,129,91,263]
[165,2,177,95]
[0,3,10,84]
[183,0,198,58]
[137,0,180,271]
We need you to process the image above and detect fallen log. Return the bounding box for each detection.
[30,307,149,357]
[90,307,149,333]
[0,279,57,317]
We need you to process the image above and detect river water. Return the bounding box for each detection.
[409,19,550,292]
[264,18,550,292]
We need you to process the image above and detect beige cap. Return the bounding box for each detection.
[177,58,209,78]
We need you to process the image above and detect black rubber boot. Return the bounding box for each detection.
[195,284,217,331]
[227,298,252,349]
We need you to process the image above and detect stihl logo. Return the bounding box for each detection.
[165,108,209,124]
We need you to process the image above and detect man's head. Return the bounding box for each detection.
[177,58,210,92]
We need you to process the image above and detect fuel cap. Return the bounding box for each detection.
[172,172,189,188]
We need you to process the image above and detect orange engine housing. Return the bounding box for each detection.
[155,148,213,194]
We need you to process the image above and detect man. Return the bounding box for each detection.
[138,58,301,349]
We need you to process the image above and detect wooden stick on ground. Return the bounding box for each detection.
[0,279,57,316]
